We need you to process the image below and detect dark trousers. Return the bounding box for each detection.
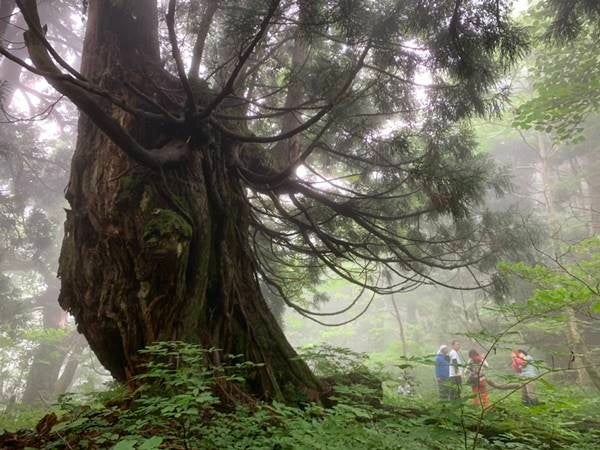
[448,376,462,400]
[438,379,451,400]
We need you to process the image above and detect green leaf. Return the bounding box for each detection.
[138,436,164,450]
[112,440,138,450]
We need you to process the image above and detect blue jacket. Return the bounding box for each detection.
[435,354,450,379]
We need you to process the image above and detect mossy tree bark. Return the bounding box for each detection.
[48,0,320,401]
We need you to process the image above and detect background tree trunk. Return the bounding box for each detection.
[57,0,320,401]
[0,1,16,39]
[584,153,600,235]
[53,334,86,396]
[390,295,407,358]
[537,133,600,390]
[21,286,70,404]
[0,7,25,108]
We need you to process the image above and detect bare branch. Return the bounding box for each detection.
[0,35,179,124]
[15,0,85,82]
[12,1,189,168]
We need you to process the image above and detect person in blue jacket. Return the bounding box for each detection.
[435,345,451,400]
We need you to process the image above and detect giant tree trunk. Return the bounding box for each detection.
[56,0,320,402]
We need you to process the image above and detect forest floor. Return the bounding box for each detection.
[1,344,599,449]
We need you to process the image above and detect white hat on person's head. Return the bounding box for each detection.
[437,345,448,354]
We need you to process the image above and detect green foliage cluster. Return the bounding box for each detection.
[541,0,600,40]
[513,5,600,142]
[0,405,48,433]
[499,237,600,314]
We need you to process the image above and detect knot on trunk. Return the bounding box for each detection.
[142,208,192,259]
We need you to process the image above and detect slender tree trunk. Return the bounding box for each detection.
[21,286,70,404]
[0,8,25,107]
[583,153,600,235]
[57,0,320,401]
[390,295,407,358]
[565,309,600,390]
[0,1,16,39]
[537,133,600,390]
[53,334,86,396]
[271,24,308,170]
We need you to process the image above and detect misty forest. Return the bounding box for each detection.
[0,0,599,448]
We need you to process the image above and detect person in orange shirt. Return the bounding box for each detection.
[466,349,490,409]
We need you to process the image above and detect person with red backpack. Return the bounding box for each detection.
[511,349,539,405]
[511,349,525,374]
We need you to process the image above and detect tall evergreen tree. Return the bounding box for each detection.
[0,0,84,405]
[1,0,527,400]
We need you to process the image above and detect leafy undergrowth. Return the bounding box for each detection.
[1,343,599,449]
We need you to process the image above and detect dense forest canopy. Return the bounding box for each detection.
[0,1,599,448]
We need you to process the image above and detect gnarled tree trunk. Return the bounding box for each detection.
[55,0,320,401]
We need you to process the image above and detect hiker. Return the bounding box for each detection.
[511,349,524,374]
[465,349,490,409]
[448,340,463,400]
[435,345,451,400]
[517,349,539,405]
